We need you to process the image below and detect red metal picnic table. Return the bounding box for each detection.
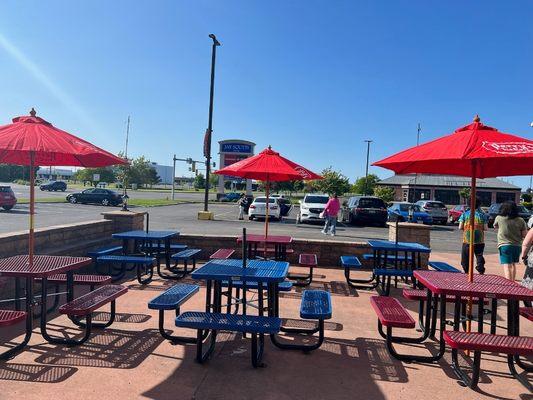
[237,234,293,261]
[414,270,533,387]
[0,255,92,354]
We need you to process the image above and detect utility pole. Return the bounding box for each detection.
[411,123,421,202]
[171,154,177,200]
[121,116,130,211]
[203,34,221,214]
[364,140,373,195]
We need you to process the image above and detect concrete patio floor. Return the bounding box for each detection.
[1,252,531,400]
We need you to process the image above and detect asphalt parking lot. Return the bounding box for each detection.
[0,200,499,254]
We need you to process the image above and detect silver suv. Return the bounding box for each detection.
[415,200,448,225]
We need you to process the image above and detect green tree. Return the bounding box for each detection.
[194,173,205,189]
[74,167,116,187]
[0,165,38,182]
[352,174,380,195]
[521,192,532,203]
[311,167,351,196]
[146,167,161,187]
[459,187,471,204]
[374,186,395,203]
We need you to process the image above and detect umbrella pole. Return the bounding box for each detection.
[466,163,477,352]
[29,153,35,266]
[264,178,270,259]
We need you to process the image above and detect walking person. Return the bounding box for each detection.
[237,193,247,220]
[458,198,487,274]
[494,201,528,281]
[321,194,341,236]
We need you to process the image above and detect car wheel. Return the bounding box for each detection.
[348,213,354,224]
[296,214,301,224]
[2,206,13,211]
[101,198,110,206]
[69,197,77,204]
[61,188,66,192]
[249,215,254,220]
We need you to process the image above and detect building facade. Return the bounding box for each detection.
[377,174,521,205]
[149,162,174,185]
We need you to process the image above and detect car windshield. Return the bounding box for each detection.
[254,198,276,204]
[359,198,385,208]
[305,196,328,204]
[398,204,421,212]
[424,201,446,209]
[0,187,12,193]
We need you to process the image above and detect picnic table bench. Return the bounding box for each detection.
[209,248,235,260]
[340,255,378,289]
[175,312,281,367]
[444,331,533,390]
[272,290,332,352]
[165,249,202,279]
[148,283,200,343]
[287,254,317,287]
[45,284,128,345]
[428,261,462,273]
[97,255,155,284]
[0,310,29,360]
[88,245,123,259]
[370,295,446,363]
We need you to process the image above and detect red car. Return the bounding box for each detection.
[448,204,469,224]
[0,186,17,211]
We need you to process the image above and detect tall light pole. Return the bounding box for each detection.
[171,154,177,200]
[121,116,130,211]
[411,123,421,202]
[203,34,221,213]
[364,140,373,195]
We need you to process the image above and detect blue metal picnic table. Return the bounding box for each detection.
[112,230,179,269]
[191,259,289,344]
[367,239,431,270]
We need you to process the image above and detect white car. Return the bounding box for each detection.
[297,194,329,223]
[248,196,282,220]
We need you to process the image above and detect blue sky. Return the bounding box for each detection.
[0,1,531,188]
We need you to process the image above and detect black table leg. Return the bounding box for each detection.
[164,238,171,269]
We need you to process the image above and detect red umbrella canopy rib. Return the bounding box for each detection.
[214,146,322,181]
[373,117,533,178]
[0,112,126,167]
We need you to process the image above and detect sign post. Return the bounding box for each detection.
[217,140,255,199]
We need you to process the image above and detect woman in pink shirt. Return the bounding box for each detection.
[322,194,341,236]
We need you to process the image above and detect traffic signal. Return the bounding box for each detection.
[191,161,196,172]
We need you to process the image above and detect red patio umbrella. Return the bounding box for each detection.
[373,115,533,333]
[214,146,322,238]
[0,109,127,266]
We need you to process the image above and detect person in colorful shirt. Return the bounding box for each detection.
[321,194,341,236]
[458,198,487,274]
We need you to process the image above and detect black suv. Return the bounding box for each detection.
[345,196,388,226]
[40,181,67,191]
[487,203,532,228]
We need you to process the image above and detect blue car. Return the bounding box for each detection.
[387,202,433,224]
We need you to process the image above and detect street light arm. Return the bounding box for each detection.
[209,34,221,46]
